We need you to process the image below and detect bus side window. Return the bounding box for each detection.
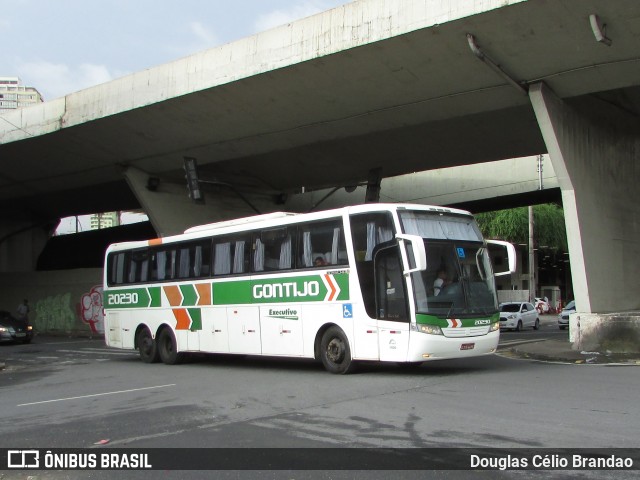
[178,248,190,278]
[297,219,347,268]
[213,235,250,276]
[256,228,294,272]
[128,250,150,283]
[233,237,250,274]
[213,241,232,275]
[150,250,163,281]
[109,252,126,285]
[195,242,211,277]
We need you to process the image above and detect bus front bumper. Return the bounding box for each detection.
[406,330,500,362]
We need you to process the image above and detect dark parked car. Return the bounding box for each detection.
[0,310,33,344]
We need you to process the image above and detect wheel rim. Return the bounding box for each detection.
[326,337,345,364]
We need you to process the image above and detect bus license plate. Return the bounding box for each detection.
[460,343,475,351]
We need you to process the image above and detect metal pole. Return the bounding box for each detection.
[528,205,536,302]
[538,154,544,190]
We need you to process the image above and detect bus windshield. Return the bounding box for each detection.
[398,211,498,318]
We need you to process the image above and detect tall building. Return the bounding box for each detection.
[90,212,120,230]
[0,77,44,111]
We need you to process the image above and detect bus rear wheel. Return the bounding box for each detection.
[157,328,184,365]
[320,326,355,374]
[137,327,159,363]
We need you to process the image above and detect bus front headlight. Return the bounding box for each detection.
[418,324,443,335]
[490,322,500,332]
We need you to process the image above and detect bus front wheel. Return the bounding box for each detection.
[320,326,355,374]
[137,327,159,363]
[157,328,184,365]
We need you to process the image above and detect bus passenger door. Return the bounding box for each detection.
[260,305,304,356]
[200,308,229,353]
[375,245,410,362]
[227,306,261,354]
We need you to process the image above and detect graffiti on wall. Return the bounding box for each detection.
[78,285,105,334]
[34,293,77,333]
[32,285,105,335]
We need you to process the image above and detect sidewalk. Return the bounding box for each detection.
[507,339,640,365]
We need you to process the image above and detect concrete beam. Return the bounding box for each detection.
[123,167,275,237]
[284,156,558,212]
[529,82,640,315]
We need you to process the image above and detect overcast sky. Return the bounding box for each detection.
[1,0,352,101]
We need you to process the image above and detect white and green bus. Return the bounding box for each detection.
[103,203,515,373]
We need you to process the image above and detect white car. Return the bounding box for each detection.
[558,300,575,330]
[499,302,540,331]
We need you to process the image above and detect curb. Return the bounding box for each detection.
[508,344,640,365]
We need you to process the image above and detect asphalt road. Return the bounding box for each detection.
[1,316,638,480]
[498,313,569,345]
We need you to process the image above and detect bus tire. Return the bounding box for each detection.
[320,326,355,374]
[157,328,184,365]
[137,326,159,363]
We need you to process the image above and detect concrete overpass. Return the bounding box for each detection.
[1,0,640,348]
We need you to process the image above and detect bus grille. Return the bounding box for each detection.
[442,326,489,338]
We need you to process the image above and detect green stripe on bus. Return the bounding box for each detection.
[416,313,499,328]
[149,287,161,307]
[188,308,202,331]
[104,288,151,309]
[180,284,198,306]
[213,273,350,305]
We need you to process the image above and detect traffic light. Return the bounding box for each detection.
[183,156,204,204]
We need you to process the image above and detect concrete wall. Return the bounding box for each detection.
[0,216,50,272]
[570,313,640,354]
[0,269,104,337]
[497,290,529,304]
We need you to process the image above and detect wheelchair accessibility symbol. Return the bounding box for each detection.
[343,304,353,318]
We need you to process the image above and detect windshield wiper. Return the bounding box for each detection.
[444,301,455,320]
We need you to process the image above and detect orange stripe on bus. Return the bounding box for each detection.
[148,238,163,246]
[324,274,337,301]
[163,285,183,306]
[195,283,212,305]
[172,309,191,330]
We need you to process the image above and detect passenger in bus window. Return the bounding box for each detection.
[314,256,327,266]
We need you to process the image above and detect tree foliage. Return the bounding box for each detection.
[475,204,567,251]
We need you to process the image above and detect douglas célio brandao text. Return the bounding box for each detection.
[470,453,634,470]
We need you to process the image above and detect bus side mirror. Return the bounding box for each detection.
[486,240,516,276]
[396,234,427,275]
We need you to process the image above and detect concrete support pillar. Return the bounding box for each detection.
[529,82,640,315]
[0,215,50,273]
[123,167,275,237]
